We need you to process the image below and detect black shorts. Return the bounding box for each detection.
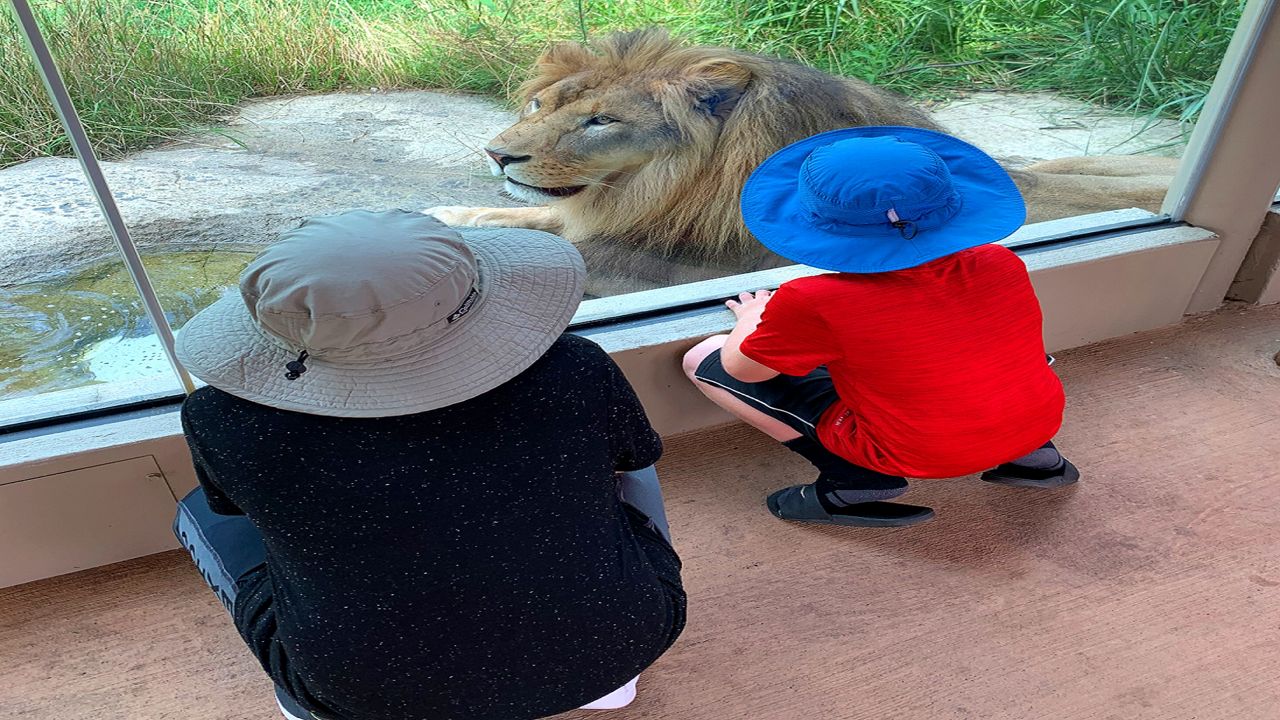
[693,350,1057,442]
[693,349,838,443]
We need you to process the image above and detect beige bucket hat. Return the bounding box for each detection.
[175,209,585,417]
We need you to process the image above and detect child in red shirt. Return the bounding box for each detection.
[682,127,1076,527]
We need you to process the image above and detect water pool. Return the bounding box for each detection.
[1,250,257,399]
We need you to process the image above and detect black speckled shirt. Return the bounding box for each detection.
[181,334,684,720]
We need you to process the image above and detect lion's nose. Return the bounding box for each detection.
[485,148,530,169]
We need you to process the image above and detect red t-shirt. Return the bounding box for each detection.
[739,244,1064,478]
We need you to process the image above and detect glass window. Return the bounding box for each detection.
[0,248,196,427]
[0,0,1256,428]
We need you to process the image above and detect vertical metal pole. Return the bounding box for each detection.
[9,0,196,393]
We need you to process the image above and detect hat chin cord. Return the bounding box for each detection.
[284,350,309,381]
[886,209,919,240]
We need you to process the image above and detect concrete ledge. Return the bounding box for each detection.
[572,208,1160,326]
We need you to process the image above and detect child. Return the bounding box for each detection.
[682,127,1076,527]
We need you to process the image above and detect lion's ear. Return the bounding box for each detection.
[686,57,753,120]
[518,41,595,103]
[536,41,595,81]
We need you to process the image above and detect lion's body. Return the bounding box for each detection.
[427,29,1176,294]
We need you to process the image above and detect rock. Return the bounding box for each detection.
[1,90,516,285]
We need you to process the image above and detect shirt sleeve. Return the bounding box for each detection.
[181,403,245,517]
[738,282,837,376]
[604,354,664,472]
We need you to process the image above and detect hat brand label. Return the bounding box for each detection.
[447,286,480,324]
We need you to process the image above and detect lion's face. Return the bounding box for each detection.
[485,82,682,203]
[483,40,752,206]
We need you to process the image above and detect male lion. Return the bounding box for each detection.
[427,28,1176,295]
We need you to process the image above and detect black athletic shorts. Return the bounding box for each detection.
[693,348,838,443]
[693,349,1057,443]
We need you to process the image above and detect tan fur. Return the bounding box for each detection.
[426,28,1176,292]
[428,206,564,234]
[1012,154,1179,223]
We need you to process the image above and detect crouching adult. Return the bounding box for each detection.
[172,210,684,720]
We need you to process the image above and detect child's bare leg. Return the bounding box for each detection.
[681,335,801,442]
[681,335,931,526]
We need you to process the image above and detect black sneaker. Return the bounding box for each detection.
[766,484,934,527]
[981,459,1080,488]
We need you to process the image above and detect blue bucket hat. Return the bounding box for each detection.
[740,126,1026,273]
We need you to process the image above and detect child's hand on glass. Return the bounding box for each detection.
[726,290,773,320]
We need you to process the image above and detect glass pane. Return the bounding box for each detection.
[0,242,188,427]
[0,164,248,424]
[0,0,1252,428]
[0,8,164,425]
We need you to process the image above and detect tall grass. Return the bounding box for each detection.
[0,0,1246,169]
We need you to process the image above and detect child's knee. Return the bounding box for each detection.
[681,335,730,381]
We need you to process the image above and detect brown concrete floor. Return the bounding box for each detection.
[3,303,1279,720]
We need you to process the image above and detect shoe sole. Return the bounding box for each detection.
[982,460,1081,489]
[766,493,935,527]
[276,698,312,720]
[579,676,639,710]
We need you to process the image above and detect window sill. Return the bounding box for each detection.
[2,216,1217,477]
[570,208,1162,327]
[2,212,1218,471]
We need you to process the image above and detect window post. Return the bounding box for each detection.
[9,0,196,393]
[1161,0,1280,313]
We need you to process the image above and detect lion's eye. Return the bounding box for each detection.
[525,98,541,114]
[585,115,618,127]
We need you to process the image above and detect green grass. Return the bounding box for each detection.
[0,0,1246,169]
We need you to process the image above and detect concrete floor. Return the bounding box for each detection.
[2,303,1278,720]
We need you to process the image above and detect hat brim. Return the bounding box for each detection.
[174,226,585,417]
[741,126,1027,273]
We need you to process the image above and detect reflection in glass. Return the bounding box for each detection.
[0,251,251,401]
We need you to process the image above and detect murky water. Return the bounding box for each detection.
[0,250,257,398]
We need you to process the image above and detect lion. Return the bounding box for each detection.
[427,28,1177,295]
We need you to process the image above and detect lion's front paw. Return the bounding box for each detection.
[422,206,485,227]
